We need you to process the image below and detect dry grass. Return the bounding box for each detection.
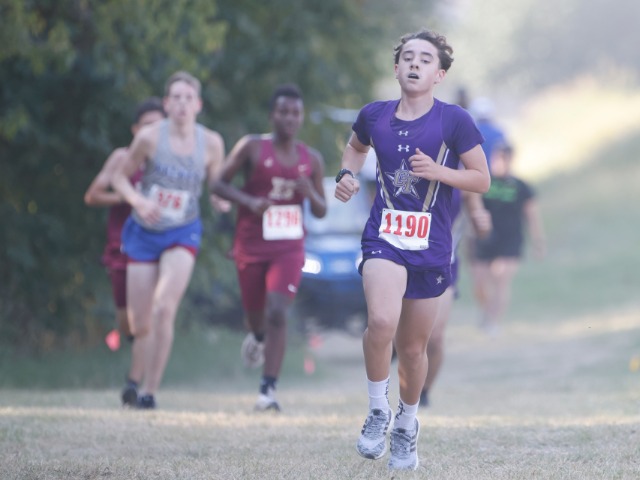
[2,306,640,479]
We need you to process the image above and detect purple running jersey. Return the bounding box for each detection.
[353,99,483,271]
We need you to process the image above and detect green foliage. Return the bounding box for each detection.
[0,0,436,350]
[0,0,229,350]
[209,0,439,164]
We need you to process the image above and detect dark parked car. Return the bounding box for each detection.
[295,177,372,334]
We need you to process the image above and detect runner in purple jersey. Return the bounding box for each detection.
[335,29,490,471]
[352,96,483,271]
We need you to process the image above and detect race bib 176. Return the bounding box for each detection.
[148,184,190,222]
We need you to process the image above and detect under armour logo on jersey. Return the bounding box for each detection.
[385,159,421,198]
[398,130,409,136]
[398,144,410,152]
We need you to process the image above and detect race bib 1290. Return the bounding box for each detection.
[263,204,303,240]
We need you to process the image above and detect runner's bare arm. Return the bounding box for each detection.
[298,148,327,218]
[210,135,272,215]
[111,125,161,224]
[203,130,231,213]
[524,198,546,259]
[84,148,128,207]
[335,133,369,203]
[462,190,492,238]
[410,144,490,194]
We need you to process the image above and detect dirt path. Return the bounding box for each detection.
[304,303,640,418]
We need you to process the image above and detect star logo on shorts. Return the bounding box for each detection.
[385,159,420,198]
[436,275,444,284]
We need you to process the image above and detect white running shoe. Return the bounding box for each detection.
[388,418,420,471]
[356,408,392,460]
[254,387,281,412]
[241,333,265,368]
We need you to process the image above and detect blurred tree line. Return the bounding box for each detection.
[450,0,640,98]
[0,0,435,351]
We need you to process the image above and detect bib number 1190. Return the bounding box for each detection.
[378,208,431,250]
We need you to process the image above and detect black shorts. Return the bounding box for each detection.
[475,236,523,260]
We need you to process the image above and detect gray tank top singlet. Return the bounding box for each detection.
[133,119,206,231]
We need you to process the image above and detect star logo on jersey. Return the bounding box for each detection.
[436,275,444,284]
[385,159,420,198]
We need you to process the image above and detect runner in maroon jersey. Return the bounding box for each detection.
[84,97,165,341]
[211,84,326,412]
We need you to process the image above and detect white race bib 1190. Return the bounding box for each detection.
[378,208,431,250]
[148,184,190,222]
[262,204,303,240]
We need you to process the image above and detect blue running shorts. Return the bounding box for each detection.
[121,217,202,262]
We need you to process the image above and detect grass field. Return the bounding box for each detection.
[2,89,640,479]
[2,311,640,479]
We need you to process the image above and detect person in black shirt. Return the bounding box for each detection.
[474,142,545,335]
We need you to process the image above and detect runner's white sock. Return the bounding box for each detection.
[367,377,390,410]
[394,398,418,430]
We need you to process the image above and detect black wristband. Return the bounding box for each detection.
[335,168,355,183]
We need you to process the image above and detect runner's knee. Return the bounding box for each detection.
[130,322,151,337]
[396,343,427,366]
[152,300,178,325]
[366,316,397,342]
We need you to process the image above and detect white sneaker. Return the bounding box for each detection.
[254,387,281,412]
[388,418,420,471]
[241,333,265,368]
[356,408,392,460]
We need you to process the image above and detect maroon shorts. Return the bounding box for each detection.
[107,267,127,309]
[236,251,304,312]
